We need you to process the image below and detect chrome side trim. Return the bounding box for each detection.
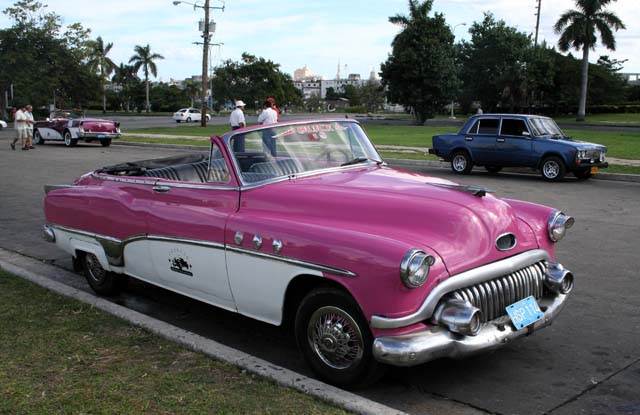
[49,225,225,266]
[91,172,240,191]
[225,246,357,278]
[48,224,355,277]
[370,249,551,329]
[44,184,74,194]
[373,291,568,367]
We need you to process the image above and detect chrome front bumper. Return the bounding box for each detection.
[372,292,568,366]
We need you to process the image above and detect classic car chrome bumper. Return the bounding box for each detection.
[372,292,568,366]
[78,132,121,139]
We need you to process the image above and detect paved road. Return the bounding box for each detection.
[99,114,640,133]
[1,134,639,415]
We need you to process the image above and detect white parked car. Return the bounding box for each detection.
[172,108,211,123]
[0,120,7,129]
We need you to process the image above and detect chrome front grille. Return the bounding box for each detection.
[449,261,547,322]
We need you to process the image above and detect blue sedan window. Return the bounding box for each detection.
[471,118,499,134]
[500,119,529,136]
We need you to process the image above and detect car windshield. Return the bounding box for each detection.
[52,110,83,119]
[228,120,382,184]
[529,118,565,137]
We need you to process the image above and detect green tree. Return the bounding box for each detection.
[380,0,459,124]
[129,44,164,113]
[183,80,201,108]
[357,80,386,112]
[554,0,625,121]
[211,53,302,110]
[457,13,532,113]
[111,63,142,112]
[0,0,99,117]
[87,36,116,113]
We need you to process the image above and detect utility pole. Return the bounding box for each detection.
[201,0,210,127]
[173,0,224,127]
[534,0,542,47]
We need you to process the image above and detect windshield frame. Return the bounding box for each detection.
[223,119,384,188]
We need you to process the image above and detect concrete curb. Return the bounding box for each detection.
[388,158,640,184]
[0,250,407,415]
[112,141,640,184]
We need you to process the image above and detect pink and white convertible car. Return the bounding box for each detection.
[43,119,575,387]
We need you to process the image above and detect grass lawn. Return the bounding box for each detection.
[124,123,640,161]
[0,271,346,415]
[555,113,640,126]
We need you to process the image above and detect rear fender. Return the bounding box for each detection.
[69,238,111,271]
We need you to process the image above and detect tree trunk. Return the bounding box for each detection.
[145,77,150,113]
[577,47,589,122]
[102,84,107,114]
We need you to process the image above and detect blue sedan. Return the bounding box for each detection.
[430,114,608,181]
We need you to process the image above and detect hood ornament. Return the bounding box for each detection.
[429,182,494,197]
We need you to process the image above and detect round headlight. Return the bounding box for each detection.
[400,249,435,288]
[548,211,575,242]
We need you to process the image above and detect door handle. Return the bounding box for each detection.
[465,136,473,141]
[153,185,171,193]
[496,138,505,142]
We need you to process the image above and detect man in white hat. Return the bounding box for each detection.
[229,100,246,130]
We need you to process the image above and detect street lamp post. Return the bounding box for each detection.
[173,0,224,127]
[450,22,467,119]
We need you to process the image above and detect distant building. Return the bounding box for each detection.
[293,63,379,100]
[621,73,640,85]
[294,65,316,82]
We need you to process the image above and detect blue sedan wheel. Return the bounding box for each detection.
[451,151,473,175]
[541,156,566,181]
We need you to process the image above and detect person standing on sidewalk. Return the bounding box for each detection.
[24,105,35,149]
[229,100,246,130]
[10,104,27,150]
[230,100,247,153]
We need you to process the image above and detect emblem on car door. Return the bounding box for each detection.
[168,248,193,276]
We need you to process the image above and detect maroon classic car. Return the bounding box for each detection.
[34,110,121,147]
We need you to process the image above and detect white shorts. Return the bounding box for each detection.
[17,128,29,139]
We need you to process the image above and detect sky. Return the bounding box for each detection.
[1,0,638,81]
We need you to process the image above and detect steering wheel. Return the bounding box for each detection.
[314,148,351,162]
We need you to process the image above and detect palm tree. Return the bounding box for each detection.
[554,0,625,121]
[88,36,116,113]
[112,63,139,112]
[129,44,164,113]
[183,80,201,108]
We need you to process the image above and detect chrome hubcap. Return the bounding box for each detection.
[453,155,467,171]
[544,161,559,178]
[64,135,71,145]
[308,306,363,370]
[85,253,106,283]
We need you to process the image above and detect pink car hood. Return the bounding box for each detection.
[242,166,539,276]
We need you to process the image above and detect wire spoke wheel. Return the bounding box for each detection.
[85,253,107,284]
[307,306,364,370]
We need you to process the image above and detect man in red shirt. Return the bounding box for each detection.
[267,97,280,121]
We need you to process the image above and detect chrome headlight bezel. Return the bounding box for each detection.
[576,150,586,160]
[548,211,575,242]
[400,249,435,288]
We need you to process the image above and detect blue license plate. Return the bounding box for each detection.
[506,296,544,330]
[98,134,105,139]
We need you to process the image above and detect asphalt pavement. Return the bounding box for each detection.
[0,131,639,415]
